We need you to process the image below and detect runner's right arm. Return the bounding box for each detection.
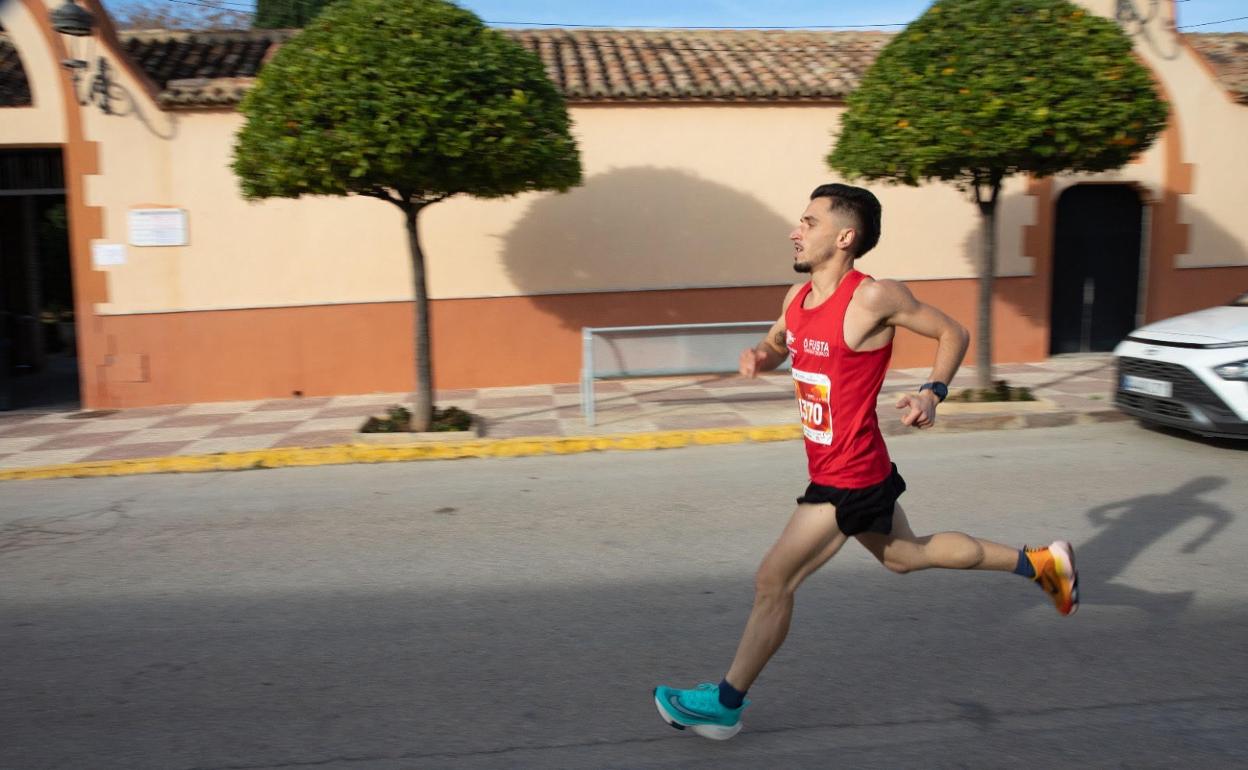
[739,285,803,377]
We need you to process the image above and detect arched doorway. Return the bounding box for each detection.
[0,148,77,411]
[1049,184,1145,354]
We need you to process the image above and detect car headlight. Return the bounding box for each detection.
[1214,360,1248,380]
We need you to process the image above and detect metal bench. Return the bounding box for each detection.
[580,322,789,426]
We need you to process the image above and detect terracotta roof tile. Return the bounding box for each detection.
[158,76,254,108]
[1186,32,1248,103]
[120,28,295,88]
[1,28,1246,110]
[503,29,890,101]
[0,28,886,109]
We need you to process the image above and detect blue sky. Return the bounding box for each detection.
[454,1,1247,31]
[102,0,1248,31]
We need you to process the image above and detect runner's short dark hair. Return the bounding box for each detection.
[810,184,882,258]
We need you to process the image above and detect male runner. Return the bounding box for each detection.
[654,183,1078,741]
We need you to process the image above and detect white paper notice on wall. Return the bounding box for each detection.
[129,208,188,247]
[92,243,127,268]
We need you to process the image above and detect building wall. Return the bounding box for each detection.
[85,276,1051,402]
[2,0,1245,407]
[86,104,1041,317]
[0,0,67,145]
[74,101,1054,403]
[1077,0,1248,324]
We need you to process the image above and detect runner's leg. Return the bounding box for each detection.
[857,503,1080,614]
[855,502,1018,573]
[724,502,849,691]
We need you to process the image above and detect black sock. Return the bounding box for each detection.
[1013,549,1036,579]
[718,678,746,709]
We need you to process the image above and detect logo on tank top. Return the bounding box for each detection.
[785,330,797,355]
[802,338,830,357]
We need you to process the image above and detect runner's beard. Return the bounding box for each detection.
[793,261,813,273]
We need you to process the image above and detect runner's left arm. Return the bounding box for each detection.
[868,280,970,427]
[880,280,969,386]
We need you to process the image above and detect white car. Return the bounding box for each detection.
[1113,292,1248,439]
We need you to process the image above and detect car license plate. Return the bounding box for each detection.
[1122,374,1172,398]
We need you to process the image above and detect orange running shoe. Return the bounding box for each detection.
[1026,540,1079,616]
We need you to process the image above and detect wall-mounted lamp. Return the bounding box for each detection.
[50,0,114,114]
[1115,0,1161,31]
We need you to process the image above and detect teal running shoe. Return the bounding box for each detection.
[653,682,748,740]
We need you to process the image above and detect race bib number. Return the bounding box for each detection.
[792,368,832,445]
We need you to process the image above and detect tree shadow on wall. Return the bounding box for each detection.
[956,190,1043,330]
[498,167,796,331]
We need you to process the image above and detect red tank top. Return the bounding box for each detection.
[784,270,893,488]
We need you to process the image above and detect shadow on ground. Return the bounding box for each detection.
[2,569,1244,769]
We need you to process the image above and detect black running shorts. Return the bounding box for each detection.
[796,463,907,537]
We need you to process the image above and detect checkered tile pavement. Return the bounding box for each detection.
[0,355,1117,470]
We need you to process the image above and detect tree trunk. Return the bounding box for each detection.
[975,176,1001,392]
[403,203,434,432]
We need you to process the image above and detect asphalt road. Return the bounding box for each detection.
[1,422,1246,769]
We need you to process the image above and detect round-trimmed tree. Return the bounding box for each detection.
[829,0,1167,389]
[234,0,582,430]
[253,0,332,28]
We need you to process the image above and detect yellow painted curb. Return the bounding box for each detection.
[0,424,805,483]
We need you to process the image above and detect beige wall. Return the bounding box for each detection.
[83,103,1044,316]
[86,108,416,314]
[3,0,1246,407]
[0,0,66,144]
[11,0,1238,322]
[423,105,1039,302]
[1171,38,1248,269]
[1078,0,1248,270]
[4,0,1244,322]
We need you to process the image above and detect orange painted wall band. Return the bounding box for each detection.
[87,277,1054,407]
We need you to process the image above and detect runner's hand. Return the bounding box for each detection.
[739,348,768,378]
[896,391,938,429]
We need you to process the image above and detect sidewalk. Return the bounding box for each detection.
[0,354,1123,479]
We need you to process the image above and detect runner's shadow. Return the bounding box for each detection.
[1078,476,1232,616]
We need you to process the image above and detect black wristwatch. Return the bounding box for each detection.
[919,382,949,403]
